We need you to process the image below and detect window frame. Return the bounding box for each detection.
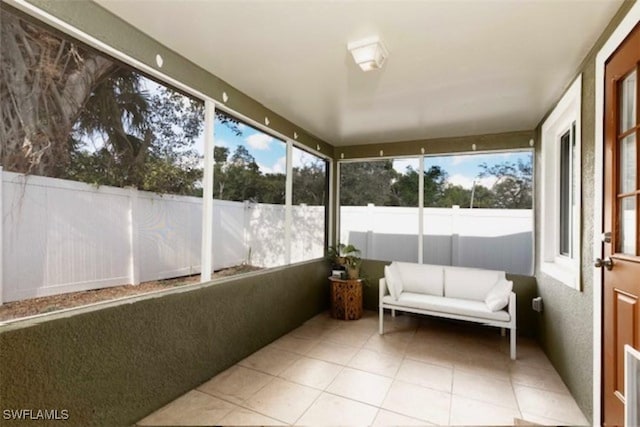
[540,74,582,290]
[336,149,534,275]
[0,1,333,321]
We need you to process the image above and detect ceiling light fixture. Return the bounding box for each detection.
[347,36,388,72]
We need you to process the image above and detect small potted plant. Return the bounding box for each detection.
[327,243,362,279]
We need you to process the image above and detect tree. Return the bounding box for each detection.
[388,165,447,207]
[213,146,229,199]
[423,165,448,207]
[260,173,286,204]
[1,10,118,176]
[293,161,327,205]
[389,167,419,206]
[62,78,205,194]
[339,161,396,206]
[479,158,533,209]
[439,185,471,208]
[218,145,265,202]
[1,9,224,196]
[469,184,495,208]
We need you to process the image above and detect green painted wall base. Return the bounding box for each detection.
[0,261,329,426]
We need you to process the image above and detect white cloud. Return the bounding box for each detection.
[448,174,495,189]
[258,156,286,174]
[450,156,467,165]
[246,133,273,150]
[292,150,306,168]
[214,138,229,147]
[393,158,419,173]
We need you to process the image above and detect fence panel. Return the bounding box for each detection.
[340,205,421,263]
[341,205,533,275]
[138,193,203,283]
[212,200,246,270]
[291,205,325,264]
[246,203,286,268]
[3,173,131,301]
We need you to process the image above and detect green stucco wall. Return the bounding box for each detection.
[360,260,538,337]
[0,261,329,426]
[533,1,637,422]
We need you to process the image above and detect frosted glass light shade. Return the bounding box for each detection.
[347,37,388,71]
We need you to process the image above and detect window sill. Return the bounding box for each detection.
[541,260,580,290]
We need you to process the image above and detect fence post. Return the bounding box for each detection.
[366,203,375,258]
[128,187,140,285]
[0,167,3,305]
[451,205,460,266]
[243,201,251,265]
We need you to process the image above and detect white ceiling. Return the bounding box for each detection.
[94,0,622,146]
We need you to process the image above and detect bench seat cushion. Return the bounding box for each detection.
[382,292,510,322]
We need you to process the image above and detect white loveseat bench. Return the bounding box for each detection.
[379,262,516,360]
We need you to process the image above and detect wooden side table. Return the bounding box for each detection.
[329,277,363,320]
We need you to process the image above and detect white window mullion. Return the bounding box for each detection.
[418,158,425,264]
[200,100,215,282]
[335,162,341,246]
[285,140,293,264]
[328,160,335,247]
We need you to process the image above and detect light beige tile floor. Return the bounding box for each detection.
[137,311,589,426]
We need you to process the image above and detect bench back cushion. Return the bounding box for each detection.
[384,263,404,300]
[444,266,506,302]
[395,262,444,296]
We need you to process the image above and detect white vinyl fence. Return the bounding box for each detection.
[1,171,533,304]
[0,171,324,303]
[340,205,533,275]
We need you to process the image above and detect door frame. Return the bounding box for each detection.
[594,3,640,424]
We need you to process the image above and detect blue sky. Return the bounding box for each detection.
[423,151,531,189]
[213,117,322,173]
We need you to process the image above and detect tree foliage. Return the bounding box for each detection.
[340,161,397,206]
[479,158,533,209]
[338,157,532,209]
[213,144,327,205]
[1,9,117,176]
[1,9,208,195]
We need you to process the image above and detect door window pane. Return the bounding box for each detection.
[620,70,637,133]
[620,133,637,193]
[619,196,637,255]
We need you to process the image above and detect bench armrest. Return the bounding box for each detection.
[379,277,388,305]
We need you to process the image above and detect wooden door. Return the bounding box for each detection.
[603,23,640,427]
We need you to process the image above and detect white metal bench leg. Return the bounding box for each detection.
[391,309,396,318]
[501,327,506,337]
[379,306,384,335]
[510,328,516,360]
